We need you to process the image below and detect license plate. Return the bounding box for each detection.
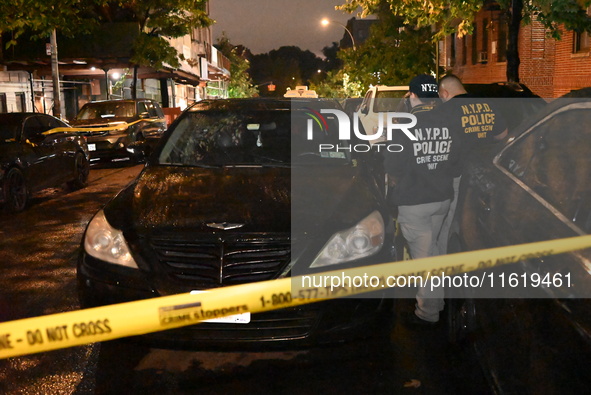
[190,291,251,324]
[88,143,96,151]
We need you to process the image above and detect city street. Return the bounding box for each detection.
[0,165,488,394]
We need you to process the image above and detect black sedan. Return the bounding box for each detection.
[0,112,89,212]
[447,88,591,392]
[77,98,395,349]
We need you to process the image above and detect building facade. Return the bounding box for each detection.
[441,5,591,98]
[0,2,230,120]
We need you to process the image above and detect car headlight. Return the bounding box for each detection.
[84,210,138,268]
[310,210,385,268]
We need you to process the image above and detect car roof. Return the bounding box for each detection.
[463,82,541,98]
[187,98,342,112]
[80,99,156,106]
[374,85,409,91]
[0,112,57,120]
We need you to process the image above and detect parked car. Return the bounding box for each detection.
[77,98,395,349]
[355,85,410,143]
[446,88,591,392]
[463,81,547,131]
[0,112,89,212]
[70,99,167,165]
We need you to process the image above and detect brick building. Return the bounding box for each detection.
[442,5,591,98]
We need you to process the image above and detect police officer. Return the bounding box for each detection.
[435,74,507,256]
[384,74,458,325]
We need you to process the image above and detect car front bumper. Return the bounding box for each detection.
[77,251,393,350]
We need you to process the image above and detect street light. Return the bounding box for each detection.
[321,18,356,50]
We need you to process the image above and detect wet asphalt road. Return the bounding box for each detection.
[0,164,490,394]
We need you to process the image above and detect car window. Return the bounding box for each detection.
[145,101,160,118]
[153,103,164,118]
[38,115,66,131]
[358,90,373,114]
[137,102,149,117]
[0,116,22,140]
[23,116,46,139]
[498,108,591,230]
[373,90,408,113]
[77,102,135,120]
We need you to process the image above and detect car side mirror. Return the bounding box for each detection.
[139,112,150,119]
[359,103,369,115]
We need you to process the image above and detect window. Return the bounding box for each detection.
[15,92,26,112]
[461,36,467,65]
[471,23,478,64]
[137,102,149,116]
[497,21,508,62]
[0,94,7,113]
[23,116,46,140]
[499,108,591,230]
[450,33,456,66]
[482,19,489,57]
[574,7,591,53]
[574,31,590,53]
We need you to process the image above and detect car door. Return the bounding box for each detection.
[457,101,591,394]
[20,115,63,190]
[493,104,589,268]
[140,101,167,138]
[42,115,76,180]
[356,89,375,138]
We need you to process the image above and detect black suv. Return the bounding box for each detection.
[71,99,167,165]
[77,98,395,349]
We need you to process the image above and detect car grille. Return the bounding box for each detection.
[149,234,291,287]
[185,308,318,341]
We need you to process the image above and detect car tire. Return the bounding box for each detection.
[67,152,89,190]
[3,167,29,212]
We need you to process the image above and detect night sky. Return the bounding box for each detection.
[209,0,365,56]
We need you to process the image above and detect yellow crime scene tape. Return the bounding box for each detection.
[40,118,166,136]
[19,118,165,146]
[1,234,591,359]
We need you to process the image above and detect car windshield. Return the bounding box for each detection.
[374,91,408,112]
[157,107,350,167]
[77,102,136,120]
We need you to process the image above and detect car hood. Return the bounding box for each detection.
[105,164,378,239]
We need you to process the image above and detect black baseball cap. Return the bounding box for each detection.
[409,74,439,98]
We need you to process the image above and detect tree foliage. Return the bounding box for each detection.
[249,46,324,97]
[326,2,435,95]
[92,1,213,98]
[338,0,591,82]
[0,0,105,46]
[216,34,258,98]
[94,1,212,70]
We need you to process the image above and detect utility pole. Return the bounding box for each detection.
[50,29,63,119]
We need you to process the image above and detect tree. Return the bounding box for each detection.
[249,46,324,97]
[316,1,434,96]
[93,1,212,98]
[337,6,435,91]
[338,0,591,82]
[322,42,343,72]
[0,1,213,99]
[0,0,105,117]
[216,35,258,98]
[0,0,102,45]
